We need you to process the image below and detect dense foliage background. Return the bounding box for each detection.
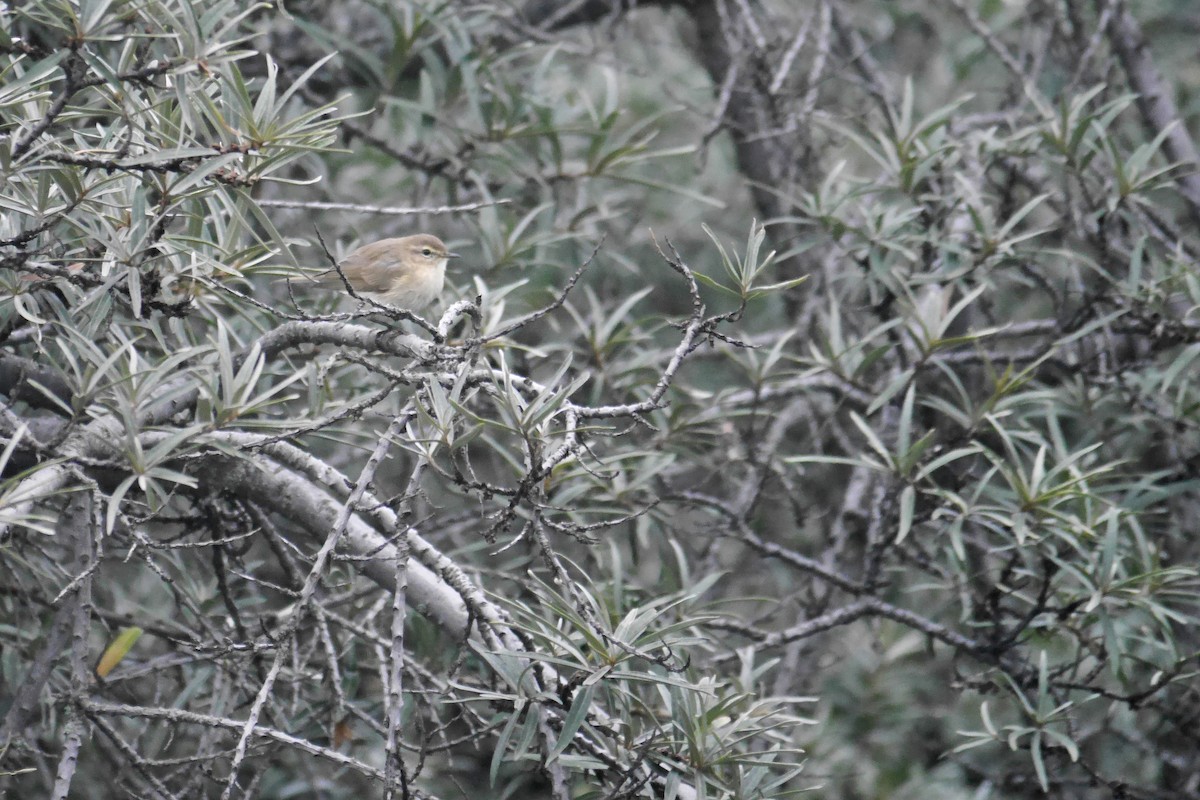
[2,1,1199,798]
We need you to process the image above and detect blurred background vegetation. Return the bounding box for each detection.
[2,1,1199,798]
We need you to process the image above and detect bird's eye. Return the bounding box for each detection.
[421,248,433,257]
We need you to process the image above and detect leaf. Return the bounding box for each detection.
[96,626,143,678]
[490,700,526,786]
[105,474,138,535]
[915,446,982,482]
[1031,731,1048,791]
[896,485,915,543]
[866,368,914,416]
[896,384,915,454]
[849,412,893,467]
[548,685,594,761]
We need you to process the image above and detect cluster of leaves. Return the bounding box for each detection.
[2,1,1199,800]
[0,2,809,799]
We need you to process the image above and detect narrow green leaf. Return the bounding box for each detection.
[548,685,594,761]
[896,485,915,543]
[96,626,143,678]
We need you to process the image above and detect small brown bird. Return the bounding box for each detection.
[307,234,459,310]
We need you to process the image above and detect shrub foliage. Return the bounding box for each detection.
[1,2,1198,799]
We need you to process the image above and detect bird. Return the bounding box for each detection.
[302,234,459,310]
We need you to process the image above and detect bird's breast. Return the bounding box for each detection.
[370,259,446,309]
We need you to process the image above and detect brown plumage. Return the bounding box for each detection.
[310,234,458,310]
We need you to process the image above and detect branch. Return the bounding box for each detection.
[81,700,420,792]
[0,497,94,751]
[257,198,511,216]
[49,493,96,800]
[1107,2,1200,224]
[193,451,470,638]
[0,354,74,413]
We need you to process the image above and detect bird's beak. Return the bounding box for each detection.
[446,252,461,259]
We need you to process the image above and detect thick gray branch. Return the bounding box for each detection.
[1108,4,1200,223]
[195,454,470,638]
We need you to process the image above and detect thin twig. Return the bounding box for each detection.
[258,198,511,216]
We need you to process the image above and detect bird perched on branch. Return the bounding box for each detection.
[300,234,459,310]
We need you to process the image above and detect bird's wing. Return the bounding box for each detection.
[313,240,404,292]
